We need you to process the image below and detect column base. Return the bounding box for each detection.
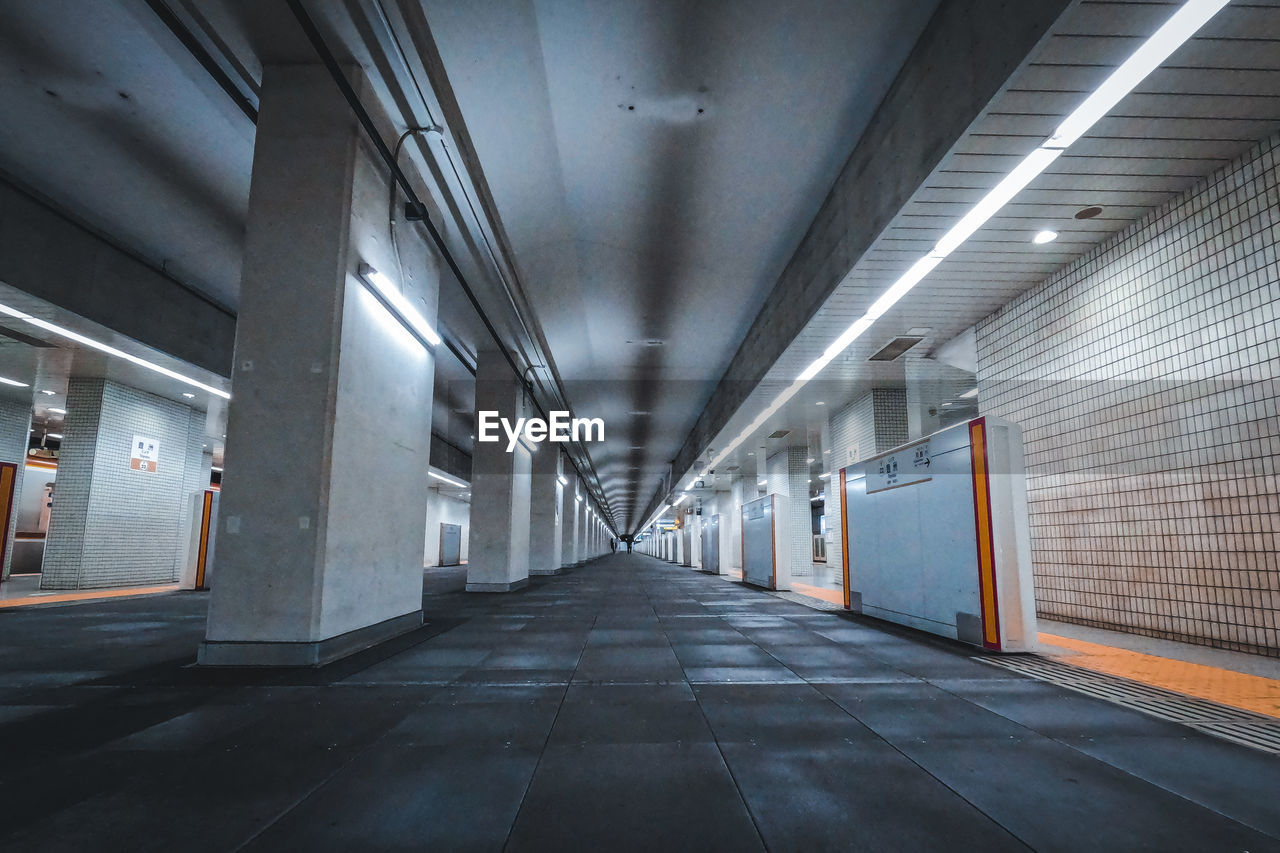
[197,609,423,667]
[466,578,530,593]
[530,567,561,576]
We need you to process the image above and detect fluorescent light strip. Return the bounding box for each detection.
[428,470,468,489]
[0,376,28,388]
[0,303,230,400]
[1045,0,1231,150]
[677,0,1230,494]
[47,433,63,439]
[557,474,569,486]
[358,264,442,347]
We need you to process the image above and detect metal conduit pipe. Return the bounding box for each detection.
[285,0,615,523]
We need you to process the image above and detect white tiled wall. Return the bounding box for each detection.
[42,379,208,589]
[0,398,30,577]
[826,388,909,577]
[767,446,813,577]
[978,133,1280,657]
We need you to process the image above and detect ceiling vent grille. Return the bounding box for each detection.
[868,336,924,362]
[768,430,791,439]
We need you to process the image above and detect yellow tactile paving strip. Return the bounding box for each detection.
[1039,632,1280,720]
[790,582,845,606]
[0,584,180,609]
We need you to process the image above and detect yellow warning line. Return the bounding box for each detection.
[791,582,845,606]
[0,584,180,609]
[1039,632,1280,720]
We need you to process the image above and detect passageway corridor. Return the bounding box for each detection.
[0,558,1275,851]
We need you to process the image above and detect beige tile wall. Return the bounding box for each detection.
[977,134,1280,657]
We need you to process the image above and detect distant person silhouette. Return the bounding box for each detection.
[610,538,618,554]
[625,538,633,554]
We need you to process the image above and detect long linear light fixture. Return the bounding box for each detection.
[358,264,442,348]
[683,0,1231,490]
[0,302,231,400]
[428,470,468,488]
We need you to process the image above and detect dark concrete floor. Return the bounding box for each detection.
[0,553,1277,852]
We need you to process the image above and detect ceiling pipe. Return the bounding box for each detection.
[285,0,616,524]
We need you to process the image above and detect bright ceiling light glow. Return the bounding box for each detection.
[0,303,231,400]
[757,479,767,486]
[575,494,583,502]
[932,148,1063,258]
[1033,230,1059,245]
[47,433,63,439]
[49,407,67,414]
[960,388,980,399]
[672,495,687,507]
[358,264,442,348]
[677,0,1232,499]
[39,389,55,395]
[864,252,948,319]
[557,474,569,486]
[1045,0,1232,149]
[0,376,28,388]
[428,470,468,489]
[818,472,831,480]
[182,392,196,399]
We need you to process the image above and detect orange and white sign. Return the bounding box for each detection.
[130,435,159,473]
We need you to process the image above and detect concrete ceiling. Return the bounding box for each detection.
[669,0,1280,518]
[423,0,942,529]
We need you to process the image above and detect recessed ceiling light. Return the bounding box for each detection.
[1033,230,1059,244]
[49,407,66,414]
[182,392,196,399]
[39,389,55,395]
[47,433,63,439]
[815,401,825,406]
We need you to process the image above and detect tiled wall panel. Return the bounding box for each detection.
[0,399,30,576]
[978,134,1280,657]
[42,379,206,589]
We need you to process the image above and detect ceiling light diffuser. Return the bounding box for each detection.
[1034,230,1059,244]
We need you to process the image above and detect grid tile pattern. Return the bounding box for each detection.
[825,389,910,575]
[42,379,206,589]
[0,398,30,577]
[767,446,813,578]
[978,133,1280,657]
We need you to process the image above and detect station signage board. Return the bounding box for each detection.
[130,435,160,473]
[865,438,931,494]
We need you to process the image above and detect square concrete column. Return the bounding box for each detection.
[729,473,745,569]
[200,65,436,665]
[680,508,693,567]
[530,448,564,575]
[467,349,533,591]
[559,471,577,568]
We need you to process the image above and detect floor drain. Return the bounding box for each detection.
[979,654,1280,754]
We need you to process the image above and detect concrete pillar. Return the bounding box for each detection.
[467,350,533,592]
[42,378,206,590]
[0,398,30,580]
[559,467,577,568]
[729,473,745,569]
[680,507,693,567]
[200,65,437,665]
[529,447,564,575]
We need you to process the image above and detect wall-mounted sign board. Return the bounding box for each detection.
[130,435,160,474]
